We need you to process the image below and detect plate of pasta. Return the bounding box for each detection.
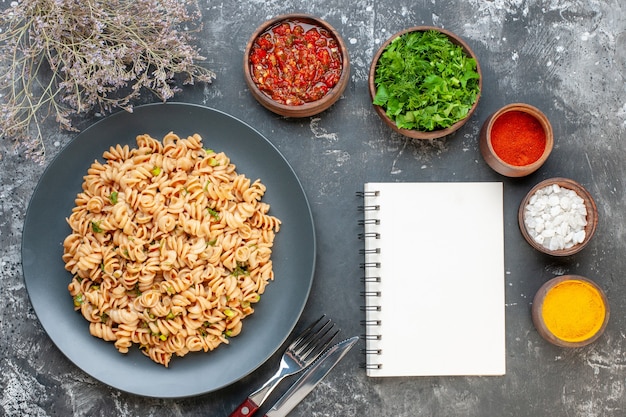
[22,103,316,397]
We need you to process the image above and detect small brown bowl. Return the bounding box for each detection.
[479,103,553,177]
[243,14,350,118]
[368,26,482,139]
[518,177,598,256]
[532,275,609,348]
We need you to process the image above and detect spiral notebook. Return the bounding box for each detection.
[359,182,505,377]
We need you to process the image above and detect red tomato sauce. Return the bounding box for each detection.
[249,19,343,106]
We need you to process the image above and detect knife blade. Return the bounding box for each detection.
[263,336,359,417]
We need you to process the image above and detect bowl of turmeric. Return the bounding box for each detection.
[479,103,553,177]
[532,275,609,348]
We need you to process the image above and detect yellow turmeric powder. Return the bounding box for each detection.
[541,279,606,342]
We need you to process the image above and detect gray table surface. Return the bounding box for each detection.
[1,1,625,416]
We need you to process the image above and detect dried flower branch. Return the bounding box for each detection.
[0,0,215,161]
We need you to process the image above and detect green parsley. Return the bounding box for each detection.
[207,207,220,221]
[232,265,249,277]
[109,191,118,205]
[73,293,84,307]
[91,221,103,233]
[127,285,141,297]
[373,30,480,131]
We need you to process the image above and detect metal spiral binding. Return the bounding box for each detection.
[359,248,380,255]
[358,232,380,240]
[362,362,383,370]
[360,319,381,326]
[358,188,382,371]
[358,218,380,226]
[360,345,383,370]
[355,190,380,197]
[357,204,380,212]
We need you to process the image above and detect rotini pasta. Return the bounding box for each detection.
[63,132,281,367]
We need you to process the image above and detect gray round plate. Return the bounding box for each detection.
[22,103,316,398]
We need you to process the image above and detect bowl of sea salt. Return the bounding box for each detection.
[519,178,598,256]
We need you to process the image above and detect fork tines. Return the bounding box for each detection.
[291,315,339,363]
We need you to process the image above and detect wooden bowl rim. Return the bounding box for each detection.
[518,177,598,256]
[243,13,350,118]
[482,102,554,173]
[368,26,482,139]
[531,275,609,347]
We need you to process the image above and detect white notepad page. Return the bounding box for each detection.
[362,182,505,377]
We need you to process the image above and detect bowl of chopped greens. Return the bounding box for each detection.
[369,26,482,139]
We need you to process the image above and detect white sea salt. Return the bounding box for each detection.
[523,184,587,251]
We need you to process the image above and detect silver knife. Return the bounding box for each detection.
[262,336,359,417]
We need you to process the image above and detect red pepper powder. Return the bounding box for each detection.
[490,111,546,166]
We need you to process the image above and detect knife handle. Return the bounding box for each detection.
[229,398,259,417]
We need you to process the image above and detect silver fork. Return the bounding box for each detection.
[229,316,338,417]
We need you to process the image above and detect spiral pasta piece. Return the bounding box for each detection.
[63,132,281,367]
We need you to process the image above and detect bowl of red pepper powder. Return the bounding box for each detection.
[479,103,554,177]
[244,14,350,117]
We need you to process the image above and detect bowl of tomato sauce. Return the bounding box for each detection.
[244,14,350,117]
